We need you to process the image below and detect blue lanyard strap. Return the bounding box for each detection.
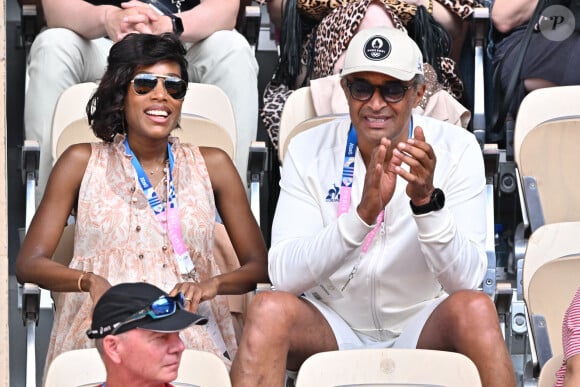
[339,116,414,198]
[337,117,413,290]
[124,139,173,216]
[123,138,197,279]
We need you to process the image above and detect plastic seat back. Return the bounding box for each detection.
[516,117,580,225]
[523,221,580,358]
[44,348,232,387]
[278,86,345,163]
[538,353,563,387]
[294,348,482,387]
[52,82,236,160]
[44,348,106,387]
[514,85,580,161]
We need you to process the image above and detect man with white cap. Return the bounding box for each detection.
[230,26,515,387]
[85,282,208,387]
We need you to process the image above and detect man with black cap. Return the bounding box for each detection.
[230,27,516,387]
[86,282,208,387]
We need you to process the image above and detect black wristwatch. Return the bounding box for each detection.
[170,15,184,36]
[410,188,445,215]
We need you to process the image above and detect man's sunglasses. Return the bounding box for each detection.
[346,79,414,103]
[86,293,186,338]
[131,73,187,100]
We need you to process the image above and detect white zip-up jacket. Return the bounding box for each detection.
[269,114,487,341]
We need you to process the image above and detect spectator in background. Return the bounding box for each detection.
[25,0,258,200]
[261,0,481,152]
[491,0,580,120]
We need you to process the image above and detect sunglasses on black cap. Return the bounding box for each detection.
[131,73,187,100]
[346,79,414,104]
[86,292,187,339]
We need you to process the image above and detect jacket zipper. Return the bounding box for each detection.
[369,209,388,340]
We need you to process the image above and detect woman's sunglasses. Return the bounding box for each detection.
[346,79,414,103]
[131,73,187,100]
[86,293,187,338]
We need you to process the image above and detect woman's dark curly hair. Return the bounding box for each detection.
[87,33,189,141]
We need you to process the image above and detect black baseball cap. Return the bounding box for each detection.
[86,282,207,339]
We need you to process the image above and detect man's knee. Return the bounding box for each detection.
[445,290,498,331]
[190,30,258,72]
[30,28,84,57]
[245,291,302,333]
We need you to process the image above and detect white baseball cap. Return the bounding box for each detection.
[340,27,423,81]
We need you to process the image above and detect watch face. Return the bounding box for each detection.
[410,188,445,214]
[432,188,445,210]
[172,16,184,36]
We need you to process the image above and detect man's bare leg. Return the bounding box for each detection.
[230,291,338,387]
[417,290,516,387]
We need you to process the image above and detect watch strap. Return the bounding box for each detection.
[410,188,445,215]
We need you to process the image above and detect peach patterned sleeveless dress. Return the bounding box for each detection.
[45,134,237,375]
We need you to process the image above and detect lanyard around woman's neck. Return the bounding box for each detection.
[123,138,198,281]
[337,118,413,290]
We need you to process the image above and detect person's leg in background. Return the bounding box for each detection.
[25,28,112,204]
[185,29,259,187]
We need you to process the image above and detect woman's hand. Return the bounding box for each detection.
[170,278,220,312]
[87,273,112,304]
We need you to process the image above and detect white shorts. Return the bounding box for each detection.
[304,295,448,350]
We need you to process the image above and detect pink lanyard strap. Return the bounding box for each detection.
[337,124,384,253]
[124,139,197,280]
[337,121,413,290]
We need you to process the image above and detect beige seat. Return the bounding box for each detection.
[537,353,563,387]
[513,87,580,384]
[522,222,580,372]
[44,348,232,387]
[52,82,236,160]
[278,86,345,163]
[513,86,580,231]
[294,348,482,387]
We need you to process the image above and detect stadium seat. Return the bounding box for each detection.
[515,113,580,233]
[277,86,345,163]
[52,82,236,161]
[508,86,580,384]
[44,348,232,387]
[537,353,563,387]
[522,222,580,377]
[294,348,482,387]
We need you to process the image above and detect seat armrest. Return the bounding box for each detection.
[531,313,553,370]
[237,3,261,49]
[482,147,499,298]
[21,282,41,327]
[522,175,545,233]
[256,282,274,293]
[247,141,270,235]
[21,140,40,186]
[17,0,46,50]
[471,6,490,147]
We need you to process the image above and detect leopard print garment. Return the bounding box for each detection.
[297,0,482,21]
[262,0,475,150]
[304,0,408,79]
